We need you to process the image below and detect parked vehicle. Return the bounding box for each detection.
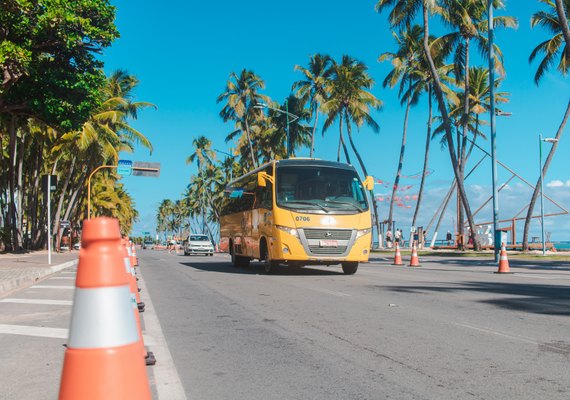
[142,240,155,250]
[184,234,214,256]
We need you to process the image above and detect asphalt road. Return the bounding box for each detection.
[140,250,570,400]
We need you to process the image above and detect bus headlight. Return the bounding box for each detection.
[356,228,372,238]
[276,225,299,238]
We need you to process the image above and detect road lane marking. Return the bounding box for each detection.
[0,324,67,339]
[48,277,76,280]
[31,285,74,289]
[138,270,187,400]
[0,298,72,306]
[456,322,539,345]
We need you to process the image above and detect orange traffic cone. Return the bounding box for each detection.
[132,243,139,266]
[392,242,403,265]
[495,243,512,274]
[408,242,421,267]
[59,217,151,400]
[121,239,155,366]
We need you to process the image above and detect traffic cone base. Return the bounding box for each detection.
[60,344,151,399]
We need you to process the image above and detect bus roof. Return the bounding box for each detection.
[227,158,358,187]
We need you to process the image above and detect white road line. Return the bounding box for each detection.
[455,322,538,345]
[48,277,76,280]
[0,298,72,306]
[138,270,187,400]
[0,324,67,339]
[31,285,74,289]
[515,273,569,280]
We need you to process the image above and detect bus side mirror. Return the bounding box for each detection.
[363,176,374,191]
[258,172,268,187]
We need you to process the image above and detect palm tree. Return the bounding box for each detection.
[217,69,270,170]
[186,135,216,232]
[322,55,384,243]
[267,95,312,158]
[522,0,570,251]
[293,54,333,157]
[435,0,517,243]
[376,0,485,250]
[379,24,425,231]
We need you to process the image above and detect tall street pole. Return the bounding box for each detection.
[488,0,500,262]
[539,134,545,256]
[286,99,291,158]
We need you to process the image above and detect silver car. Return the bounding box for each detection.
[183,234,214,256]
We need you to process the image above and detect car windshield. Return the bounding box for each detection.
[190,235,209,241]
[276,166,369,214]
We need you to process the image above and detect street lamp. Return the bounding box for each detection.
[254,102,299,158]
[539,135,558,256]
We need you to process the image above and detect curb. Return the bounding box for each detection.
[0,259,78,298]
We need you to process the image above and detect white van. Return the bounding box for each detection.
[183,234,214,256]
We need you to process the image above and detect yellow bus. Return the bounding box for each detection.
[220,159,374,274]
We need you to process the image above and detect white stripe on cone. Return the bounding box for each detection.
[68,285,139,349]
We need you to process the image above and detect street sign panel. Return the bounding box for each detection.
[142,231,150,235]
[132,161,160,177]
[117,159,133,176]
[41,175,58,192]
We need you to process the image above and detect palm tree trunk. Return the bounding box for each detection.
[8,115,22,250]
[337,113,351,164]
[422,2,479,250]
[412,85,433,227]
[457,38,471,248]
[244,119,258,169]
[554,0,570,59]
[344,110,382,245]
[388,89,411,229]
[522,98,570,250]
[310,106,319,158]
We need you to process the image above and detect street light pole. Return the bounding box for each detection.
[286,99,291,158]
[539,135,559,255]
[488,0,500,262]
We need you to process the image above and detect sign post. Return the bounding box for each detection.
[42,175,57,265]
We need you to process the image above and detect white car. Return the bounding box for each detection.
[184,234,214,256]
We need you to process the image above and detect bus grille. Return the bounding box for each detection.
[308,245,348,255]
[303,229,352,240]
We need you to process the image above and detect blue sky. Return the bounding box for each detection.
[102,1,570,242]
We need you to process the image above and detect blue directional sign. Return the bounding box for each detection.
[117,159,133,176]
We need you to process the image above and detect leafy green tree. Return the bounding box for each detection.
[522,0,570,250]
[380,24,426,230]
[217,69,270,170]
[435,0,516,243]
[293,54,333,157]
[322,55,383,242]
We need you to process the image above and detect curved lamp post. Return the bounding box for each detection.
[539,135,559,255]
[254,102,299,158]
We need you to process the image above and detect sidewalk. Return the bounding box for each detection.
[0,250,78,297]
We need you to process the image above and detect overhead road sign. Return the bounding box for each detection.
[117,159,133,176]
[132,162,160,177]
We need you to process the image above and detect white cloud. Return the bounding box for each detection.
[547,180,565,187]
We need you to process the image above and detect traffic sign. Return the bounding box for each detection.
[142,231,150,235]
[117,159,133,176]
[132,162,160,177]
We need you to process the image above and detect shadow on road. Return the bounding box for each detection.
[178,258,344,276]
[379,281,570,316]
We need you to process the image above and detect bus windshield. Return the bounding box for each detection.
[276,166,369,214]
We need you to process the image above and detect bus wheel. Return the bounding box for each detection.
[260,245,278,274]
[232,252,249,268]
[341,262,358,275]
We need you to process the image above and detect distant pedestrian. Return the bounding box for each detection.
[386,229,393,248]
[395,229,402,246]
[446,230,452,245]
[168,239,177,253]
